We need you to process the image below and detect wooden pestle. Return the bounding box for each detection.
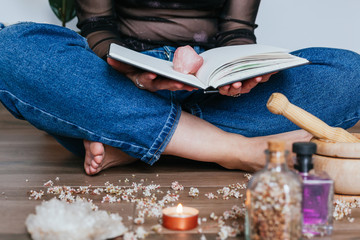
[267,92,360,143]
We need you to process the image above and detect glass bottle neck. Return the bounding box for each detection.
[265,150,288,171]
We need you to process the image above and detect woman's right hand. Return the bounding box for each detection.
[107,58,198,92]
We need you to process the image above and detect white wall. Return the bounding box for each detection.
[0,0,78,30]
[0,0,359,53]
[256,0,360,53]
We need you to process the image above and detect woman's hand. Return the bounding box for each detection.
[107,58,198,92]
[218,72,277,97]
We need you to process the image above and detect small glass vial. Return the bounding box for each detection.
[293,142,334,236]
[245,140,302,240]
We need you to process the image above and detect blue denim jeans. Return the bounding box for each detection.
[1,22,360,164]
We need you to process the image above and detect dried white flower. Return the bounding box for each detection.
[171,181,184,191]
[218,226,238,240]
[151,224,162,233]
[189,187,199,197]
[205,192,217,199]
[244,173,252,181]
[210,212,218,220]
[135,226,148,239]
[134,217,145,225]
[333,199,354,220]
[123,231,137,240]
[29,190,44,200]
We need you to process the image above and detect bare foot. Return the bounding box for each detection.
[83,140,137,175]
[217,129,313,172]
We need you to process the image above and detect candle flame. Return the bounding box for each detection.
[176,203,183,214]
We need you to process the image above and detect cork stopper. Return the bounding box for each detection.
[267,140,286,164]
[268,140,285,152]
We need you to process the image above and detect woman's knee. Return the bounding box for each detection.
[0,22,41,47]
[0,22,87,54]
[293,47,360,69]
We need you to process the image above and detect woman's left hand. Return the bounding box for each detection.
[107,57,198,92]
[131,73,198,92]
[218,72,277,97]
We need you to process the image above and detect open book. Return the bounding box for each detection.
[108,43,310,90]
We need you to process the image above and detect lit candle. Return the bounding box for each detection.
[162,203,199,230]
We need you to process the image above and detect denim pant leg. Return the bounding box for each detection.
[199,47,360,136]
[0,22,181,165]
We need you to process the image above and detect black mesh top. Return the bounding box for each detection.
[75,0,260,58]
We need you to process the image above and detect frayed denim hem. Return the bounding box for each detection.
[141,93,182,165]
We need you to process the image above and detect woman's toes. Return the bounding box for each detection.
[83,139,138,175]
[90,142,105,156]
[91,159,100,169]
[84,165,91,175]
[93,154,104,165]
[89,165,98,175]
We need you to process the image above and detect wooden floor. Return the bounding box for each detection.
[1,103,360,240]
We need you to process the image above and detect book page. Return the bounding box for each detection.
[210,57,309,88]
[208,53,292,81]
[195,44,292,84]
[108,44,207,89]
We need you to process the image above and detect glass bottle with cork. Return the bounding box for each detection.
[293,142,334,236]
[245,140,302,240]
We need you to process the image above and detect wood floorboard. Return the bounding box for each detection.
[1,103,360,239]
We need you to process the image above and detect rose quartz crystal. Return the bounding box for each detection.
[173,45,204,74]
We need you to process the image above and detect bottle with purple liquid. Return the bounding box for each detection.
[293,142,334,236]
